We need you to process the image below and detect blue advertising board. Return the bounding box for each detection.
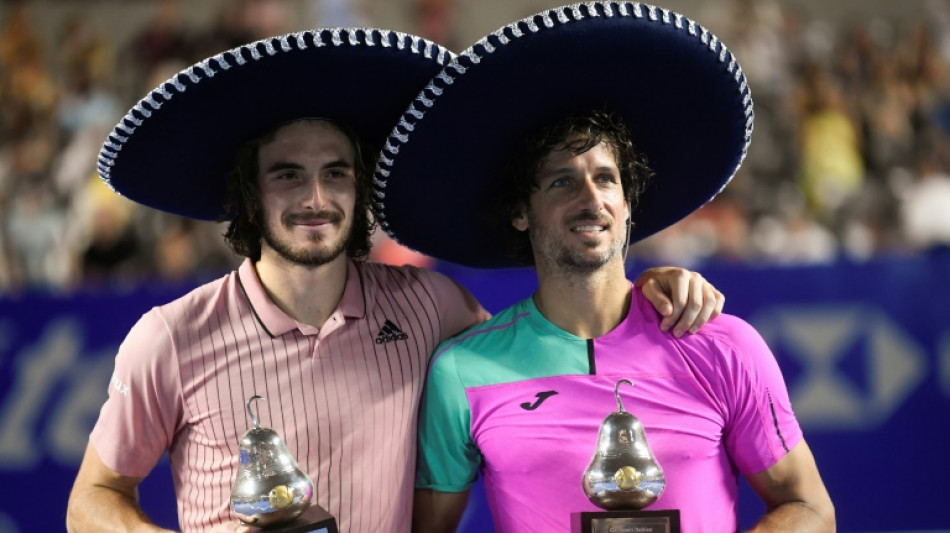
[0,254,948,532]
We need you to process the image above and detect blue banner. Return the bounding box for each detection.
[1,254,948,532]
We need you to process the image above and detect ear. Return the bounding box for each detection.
[511,206,529,232]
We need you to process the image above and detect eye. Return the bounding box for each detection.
[276,170,298,181]
[550,177,569,188]
[325,166,354,180]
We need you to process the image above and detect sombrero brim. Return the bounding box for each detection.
[98,28,454,221]
[374,3,754,268]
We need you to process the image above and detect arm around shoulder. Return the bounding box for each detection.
[744,439,836,533]
[66,442,174,533]
[634,266,725,336]
[423,269,491,340]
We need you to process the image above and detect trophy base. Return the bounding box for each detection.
[571,509,680,533]
[245,505,338,533]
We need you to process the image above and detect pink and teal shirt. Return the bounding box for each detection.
[416,285,802,533]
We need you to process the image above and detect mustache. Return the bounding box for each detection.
[566,211,611,226]
[284,210,344,225]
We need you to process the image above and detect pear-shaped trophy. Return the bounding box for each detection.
[231,395,336,532]
[572,380,680,533]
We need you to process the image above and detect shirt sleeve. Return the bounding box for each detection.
[416,344,481,492]
[422,269,491,342]
[713,314,803,475]
[89,307,183,478]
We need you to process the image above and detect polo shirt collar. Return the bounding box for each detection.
[238,257,366,337]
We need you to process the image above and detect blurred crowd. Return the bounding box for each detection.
[2,0,950,293]
[632,0,950,267]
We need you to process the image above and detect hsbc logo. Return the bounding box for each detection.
[752,305,928,431]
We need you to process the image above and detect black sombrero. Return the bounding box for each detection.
[97,28,454,221]
[373,2,754,269]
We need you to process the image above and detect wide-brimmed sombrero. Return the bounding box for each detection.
[373,2,754,268]
[97,28,454,220]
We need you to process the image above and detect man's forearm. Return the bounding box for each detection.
[412,488,470,533]
[745,500,836,533]
[66,484,173,533]
[744,440,835,533]
[67,442,174,533]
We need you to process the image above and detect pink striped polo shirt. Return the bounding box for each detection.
[90,257,488,533]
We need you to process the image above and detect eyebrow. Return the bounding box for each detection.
[539,165,619,175]
[265,161,304,173]
[264,159,353,174]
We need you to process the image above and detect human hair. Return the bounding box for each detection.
[221,118,378,261]
[494,109,654,266]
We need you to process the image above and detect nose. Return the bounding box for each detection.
[575,176,604,212]
[303,177,327,210]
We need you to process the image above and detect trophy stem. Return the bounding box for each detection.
[246,395,264,430]
[614,380,633,413]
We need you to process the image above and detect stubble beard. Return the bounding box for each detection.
[529,212,626,273]
[261,211,350,267]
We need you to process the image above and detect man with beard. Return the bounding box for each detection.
[411,110,834,533]
[66,28,724,533]
[364,5,835,532]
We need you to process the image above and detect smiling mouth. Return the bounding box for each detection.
[286,211,342,227]
[571,224,606,233]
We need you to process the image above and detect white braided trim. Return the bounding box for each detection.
[374,2,754,228]
[97,27,454,191]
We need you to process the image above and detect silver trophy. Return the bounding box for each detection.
[231,395,315,528]
[573,380,679,533]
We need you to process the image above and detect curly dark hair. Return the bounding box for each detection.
[221,119,378,261]
[494,109,654,266]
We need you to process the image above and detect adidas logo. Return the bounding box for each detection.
[375,319,409,344]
